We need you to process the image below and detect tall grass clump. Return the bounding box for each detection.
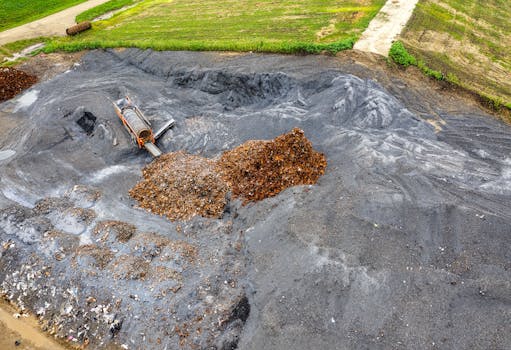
[389,41,416,67]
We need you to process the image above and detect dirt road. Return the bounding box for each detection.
[0,302,67,350]
[0,0,112,46]
[354,0,419,56]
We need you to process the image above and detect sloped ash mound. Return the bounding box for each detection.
[130,128,326,220]
[1,49,510,350]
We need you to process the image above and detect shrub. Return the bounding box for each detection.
[389,41,417,67]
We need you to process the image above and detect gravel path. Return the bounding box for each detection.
[0,0,111,45]
[354,0,420,56]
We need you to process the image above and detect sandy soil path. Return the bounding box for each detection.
[0,303,67,350]
[0,0,112,46]
[353,0,419,56]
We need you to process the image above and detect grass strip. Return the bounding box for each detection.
[389,41,511,113]
[47,0,384,54]
[44,37,356,55]
[76,0,137,22]
[0,38,49,67]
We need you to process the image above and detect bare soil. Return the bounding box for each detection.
[0,301,67,350]
[16,52,84,81]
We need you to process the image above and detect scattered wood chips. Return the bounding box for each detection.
[129,151,228,221]
[130,128,327,221]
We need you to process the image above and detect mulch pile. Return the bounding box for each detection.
[129,151,229,221]
[218,128,327,202]
[130,128,327,221]
[0,67,37,102]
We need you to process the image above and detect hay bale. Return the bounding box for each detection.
[66,21,91,36]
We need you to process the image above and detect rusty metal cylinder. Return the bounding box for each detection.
[123,108,152,142]
[66,21,92,36]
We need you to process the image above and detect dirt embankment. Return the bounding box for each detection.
[399,0,511,112]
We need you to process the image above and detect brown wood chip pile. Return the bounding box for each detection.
[217,128,327,203]
[0,67,37,102]
[129,151,228,221]
[130,128,326,221]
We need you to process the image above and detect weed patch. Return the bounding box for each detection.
[389,41,416,67]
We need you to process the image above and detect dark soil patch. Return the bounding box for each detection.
[76,111,97,135]
[0,67,37,102]
[228,295,250,324]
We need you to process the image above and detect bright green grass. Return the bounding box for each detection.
[0,38,49,66]
[400,0,511,110]
[48,0,385,54]
[76,0,137,22]
[0,0,88,32]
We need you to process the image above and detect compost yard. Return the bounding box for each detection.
[0,49,510,350]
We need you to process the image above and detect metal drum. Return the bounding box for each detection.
[66,21,92,36]
[123,108,152,143]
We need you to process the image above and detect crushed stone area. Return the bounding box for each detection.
[0,49,510,350]
[0,68,37,102]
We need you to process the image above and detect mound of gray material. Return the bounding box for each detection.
[0,49,510,349]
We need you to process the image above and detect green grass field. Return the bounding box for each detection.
[0,0,88,32]
[76,0,137,22]
[399,0,511,109]
[47,0,385,54]
[0,38,50,66]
